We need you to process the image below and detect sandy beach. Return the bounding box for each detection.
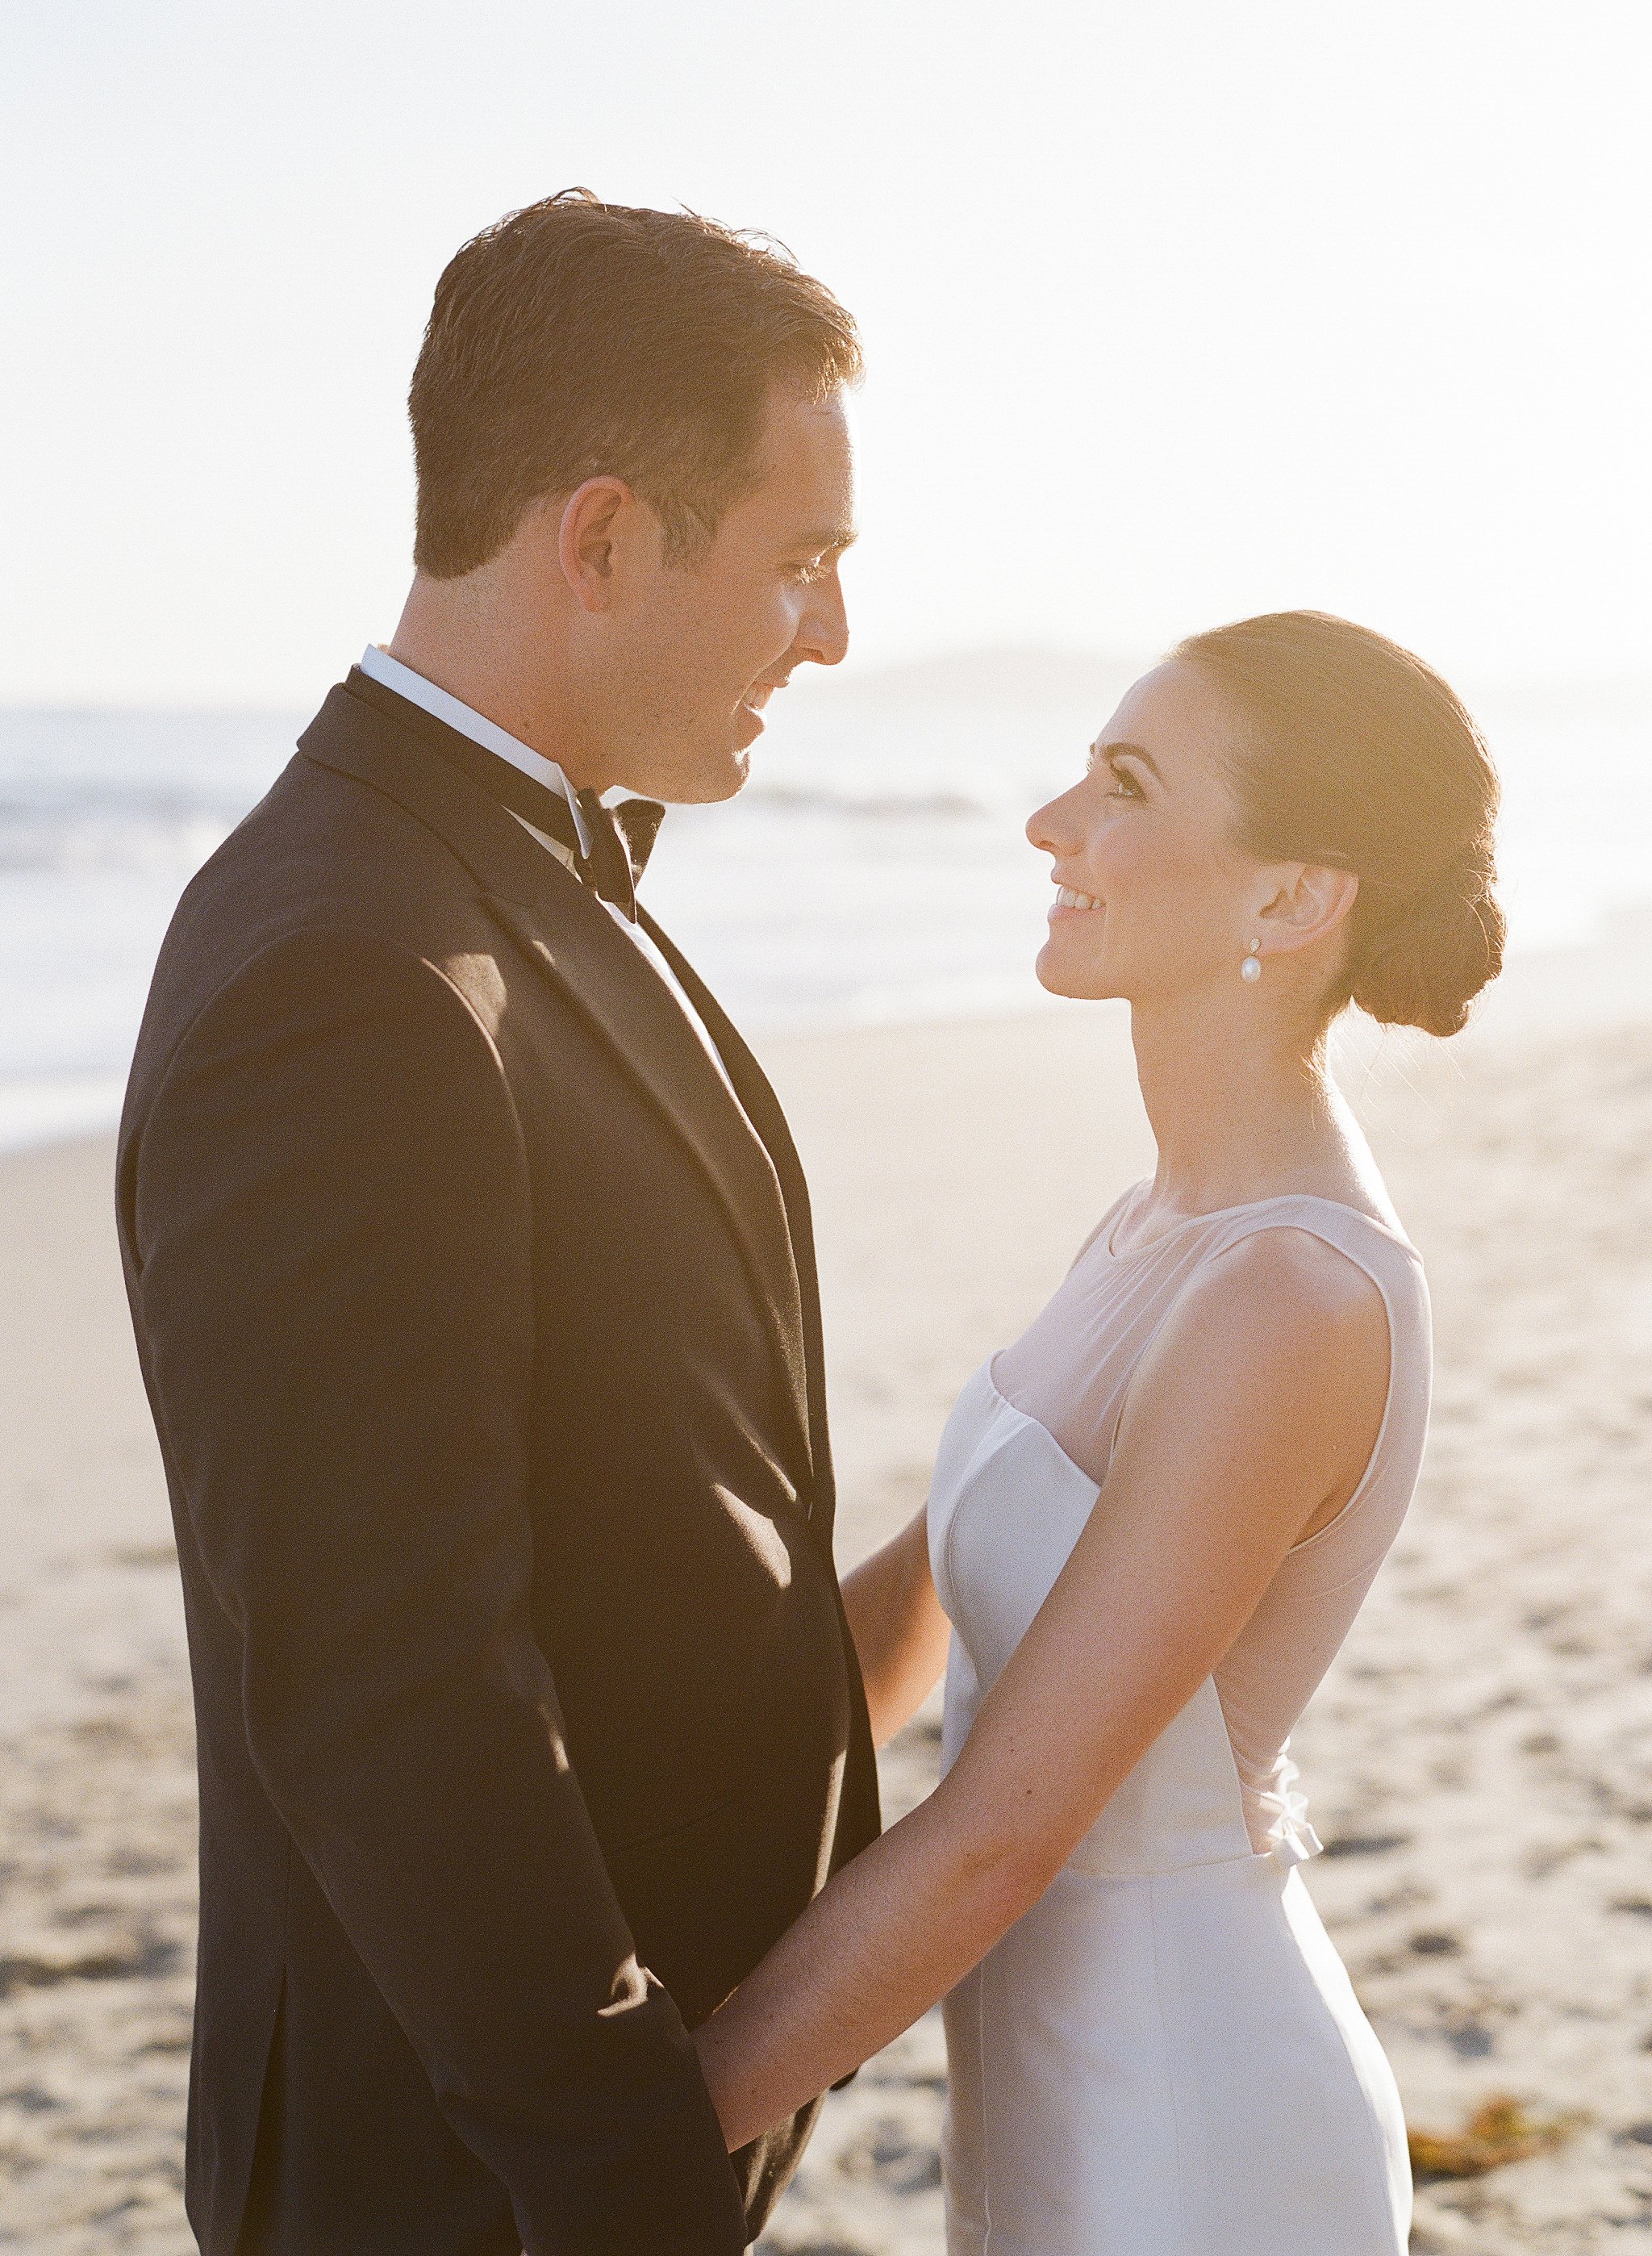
[4,934,1652,2253]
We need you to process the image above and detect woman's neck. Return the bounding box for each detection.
[1128,992,1354,1219]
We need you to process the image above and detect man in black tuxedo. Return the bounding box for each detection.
[116,190,878,2254]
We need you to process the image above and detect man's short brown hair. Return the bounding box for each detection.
[407,189,862,579]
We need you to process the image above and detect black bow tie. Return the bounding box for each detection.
[497,771,656,920]
[608,794,667,890]
[571,788,650,919]
[407,712,662,917]
[346,671,666,915]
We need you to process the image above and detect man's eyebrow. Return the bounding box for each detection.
[1092,737,1163,780]
[796,524,857,553]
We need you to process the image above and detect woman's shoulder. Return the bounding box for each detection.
[1195,1222,1391,1350]
[1104,1227,1391,1497]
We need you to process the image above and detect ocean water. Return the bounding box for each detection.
[2,659,1648,1152]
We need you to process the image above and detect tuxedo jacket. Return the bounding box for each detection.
[115,674,880,2254]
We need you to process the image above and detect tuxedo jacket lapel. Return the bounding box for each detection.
[482,892,812,1464]
[637,908,838,1545]
[298,684,816,1492]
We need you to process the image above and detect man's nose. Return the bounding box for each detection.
[794,566,850,669]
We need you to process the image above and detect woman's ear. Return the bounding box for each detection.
[1257,863,1360,958]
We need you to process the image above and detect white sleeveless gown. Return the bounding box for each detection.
[927,1191,1428,2254]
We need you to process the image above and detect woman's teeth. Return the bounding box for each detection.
[1057,887,1103,911]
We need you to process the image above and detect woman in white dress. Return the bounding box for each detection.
[695,610,1504,2253]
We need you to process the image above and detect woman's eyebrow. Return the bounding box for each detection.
[1092,737,1164,781]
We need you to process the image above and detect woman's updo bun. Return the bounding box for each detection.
[1348,860,1503,1038]
[1173,611,1504,1037]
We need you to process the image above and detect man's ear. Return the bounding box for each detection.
[1257,863,1360,958]
[556,477,635,615]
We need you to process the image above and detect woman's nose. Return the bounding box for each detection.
[1027,787,1078,856]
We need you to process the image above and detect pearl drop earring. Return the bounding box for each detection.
[1240,938,1262,984]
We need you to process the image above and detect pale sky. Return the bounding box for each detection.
[3,0,1648,704]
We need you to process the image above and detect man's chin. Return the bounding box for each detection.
[650,743,751,807]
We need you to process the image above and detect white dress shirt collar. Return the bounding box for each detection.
[357,644,591,859]
[357,645,738,1097]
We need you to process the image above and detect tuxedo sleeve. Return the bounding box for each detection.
[130,925,747,2255]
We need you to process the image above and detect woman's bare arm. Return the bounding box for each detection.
[839,1506,951,1747]
[694,1228,1389,2149]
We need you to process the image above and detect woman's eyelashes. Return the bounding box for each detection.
[1084,744,1147,802]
